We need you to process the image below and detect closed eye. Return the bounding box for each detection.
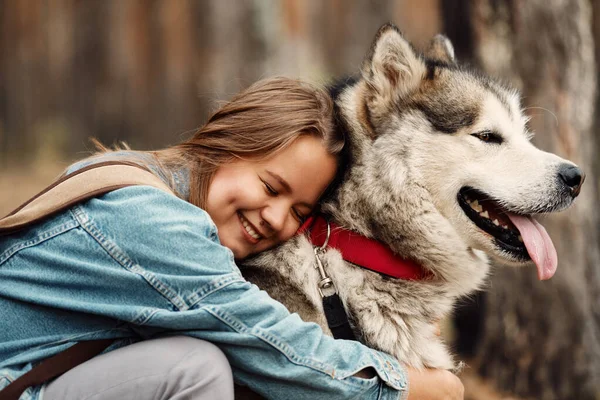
[292,208,307,223]
[263,180,278,196]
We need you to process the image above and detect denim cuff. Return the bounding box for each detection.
[367,349,409,399]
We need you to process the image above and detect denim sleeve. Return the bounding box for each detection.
[147,282,408,400]
[102,188,408,400]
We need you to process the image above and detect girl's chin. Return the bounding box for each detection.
[228,237,279,260]
[235,244,274,260]
[235,248,257,261]
[230,243,250,260]
[218,237,248,260]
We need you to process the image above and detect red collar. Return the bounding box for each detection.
[299,214,432,281]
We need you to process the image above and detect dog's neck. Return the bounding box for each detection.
[304,214,433,280]
[323,82,406,239]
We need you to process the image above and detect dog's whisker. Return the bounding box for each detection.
[524,106,559,127]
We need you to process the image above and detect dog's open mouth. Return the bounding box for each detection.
[457,187,558,280]
[457,188,525,254]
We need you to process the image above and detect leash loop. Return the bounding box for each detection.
[318,219,331,251]
[313,220,335,297]
[314,248,334,297]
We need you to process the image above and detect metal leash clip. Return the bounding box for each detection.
[313,220,336,297]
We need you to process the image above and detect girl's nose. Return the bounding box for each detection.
[261,203,288,234]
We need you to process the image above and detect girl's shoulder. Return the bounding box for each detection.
[76,185,227,261]
[64,152,215,245]
[61,152,226,260]
[76,185,237,277]
[84,184,216,238]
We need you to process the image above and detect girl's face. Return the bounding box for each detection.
[206,135,337,260]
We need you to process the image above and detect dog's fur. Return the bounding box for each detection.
[241,23,581,370]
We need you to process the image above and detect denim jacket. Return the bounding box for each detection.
[0,152,408,400]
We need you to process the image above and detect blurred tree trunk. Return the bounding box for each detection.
[449,1,600,399]
[0,0,444,169]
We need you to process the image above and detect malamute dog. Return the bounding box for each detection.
[242,23,584,370]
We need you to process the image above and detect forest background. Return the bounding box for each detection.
[1,1,599,399]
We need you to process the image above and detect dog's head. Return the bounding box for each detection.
[340,23,584,280]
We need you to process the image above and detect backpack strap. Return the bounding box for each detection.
[0,339,115,400]
[0,161,174,235]
[0,160,176,400]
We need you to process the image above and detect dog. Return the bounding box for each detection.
[241,23,584,371]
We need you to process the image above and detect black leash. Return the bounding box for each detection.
[322,293,356,340]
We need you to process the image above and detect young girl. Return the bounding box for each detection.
[0,78,463,400]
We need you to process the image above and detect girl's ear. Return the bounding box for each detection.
[361,23,426,101]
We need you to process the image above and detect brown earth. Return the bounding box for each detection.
[0,162,67,216]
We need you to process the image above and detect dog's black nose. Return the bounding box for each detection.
[558,164,585,197]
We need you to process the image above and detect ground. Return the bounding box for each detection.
[0,161,67,216]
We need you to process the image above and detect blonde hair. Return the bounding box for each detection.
[102,77,344,208]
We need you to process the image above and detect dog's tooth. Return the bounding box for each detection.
[518,235,523,242]
[502,225,509,229]
[480,210,489,219]
[470,200,483,212]
[493,219,500,226]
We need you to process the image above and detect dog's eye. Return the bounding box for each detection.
[472,131,503,144]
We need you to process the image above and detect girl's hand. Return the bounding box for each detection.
[406,367,464,400]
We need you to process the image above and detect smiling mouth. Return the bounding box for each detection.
[238,212,264,242]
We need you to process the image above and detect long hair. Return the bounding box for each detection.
[153,77,344,208]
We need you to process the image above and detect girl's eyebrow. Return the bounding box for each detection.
[266,170,313,209]
[266,170,291,192]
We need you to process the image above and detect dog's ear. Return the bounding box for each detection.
[425,34,456,65]
[362,23,426,100]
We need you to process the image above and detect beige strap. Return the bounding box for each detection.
[0,339,114,400]
[0,161,174,235]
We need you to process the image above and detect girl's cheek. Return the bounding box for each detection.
[249,186,268,203]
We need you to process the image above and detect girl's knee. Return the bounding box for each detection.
[165,337,234,399]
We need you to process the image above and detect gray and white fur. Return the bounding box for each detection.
[241,23,582,370]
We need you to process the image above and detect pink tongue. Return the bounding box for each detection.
[506,214,557,280]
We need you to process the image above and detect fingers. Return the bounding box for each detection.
[405,366,464,400]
